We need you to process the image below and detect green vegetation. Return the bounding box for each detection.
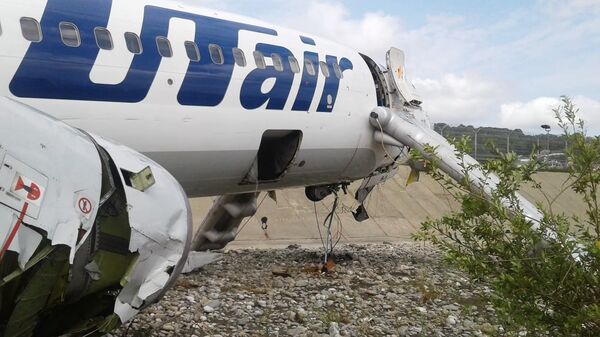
[434,123,568,163]
[415,97,600,336]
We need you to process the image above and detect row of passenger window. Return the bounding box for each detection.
[4,17,344,79]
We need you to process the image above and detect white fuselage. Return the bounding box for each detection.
[0,0,394,197]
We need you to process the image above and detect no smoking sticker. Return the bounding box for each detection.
[78,197,94,219]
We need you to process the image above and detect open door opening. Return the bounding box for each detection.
[241,130,303,184]
[360,53,390,108]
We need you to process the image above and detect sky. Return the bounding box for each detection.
[193,0,600,135]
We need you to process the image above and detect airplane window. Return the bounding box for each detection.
[94,28,113,50]
[271,53,284,72]
[288,56,300,74]
[185,41,200,62]
[320,61,330,78]
[209,44,224,65]
[253,51,266,70]
[304,59,316,76]
[124,32,142,54]
[20,17,43,43]
[156,36,172,58]
[59,22,81,47]
[333,62,343,79]
[232,48,246,67]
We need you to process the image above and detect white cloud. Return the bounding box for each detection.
[499,96,600,134]
[413,74,504,126]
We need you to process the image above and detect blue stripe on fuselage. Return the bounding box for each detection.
[9,0,352,112]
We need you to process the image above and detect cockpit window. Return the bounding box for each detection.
[59,22,81,47]
[124,32,142,54]
[185,41,200,62]
[304,59,316,76]
[94,27,113,50]
[20,17,43,43]
[156,36,173,58]
[209,44,224,65]
[253,51,266,70]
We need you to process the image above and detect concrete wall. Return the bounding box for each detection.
[189,168,587,248]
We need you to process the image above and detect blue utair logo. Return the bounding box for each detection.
[10,0,353,113]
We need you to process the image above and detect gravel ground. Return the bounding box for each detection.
[116,242,504,337]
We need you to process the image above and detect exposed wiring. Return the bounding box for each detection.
[375,116,401,165]
[235,192,269,236]
[314,202,327,252]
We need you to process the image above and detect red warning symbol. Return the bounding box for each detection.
[15,176,41,201]
[11,174,45,207]
[78,197,92,215]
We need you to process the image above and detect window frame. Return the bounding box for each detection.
[20,17,43,43]
[271,53,284,72]
[288,56,300,74]
[208,44,224,65]
[232,48,246,67]
[253,51,266,70]
[184,41,200,62]
[304,59,316,76]
[59,22,81,48]
[156,36,173,58]
[124,32,143,55]
[332,63,343,79]
[94,27,113,50]
[320,61,330,78]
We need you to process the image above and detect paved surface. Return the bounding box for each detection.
[189,167,584,248]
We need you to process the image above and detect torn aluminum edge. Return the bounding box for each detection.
[0,97,102,268]
[91,135,192,323]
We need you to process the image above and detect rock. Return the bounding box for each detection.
[479,323,495,334]
[115,243,502,337]
[273,266,292,277]
[238,317,251,326]
[329,322,341,337]
[161,323,175,331]
[287,327,307,336]
[207,300,221,309]
[295,280,309,287]
[296,308,308,319]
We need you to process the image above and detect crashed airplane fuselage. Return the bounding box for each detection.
[0,0,542,335]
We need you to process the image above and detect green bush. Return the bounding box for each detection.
[413,97,600,336]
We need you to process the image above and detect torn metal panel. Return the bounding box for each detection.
[92,136,192,323]
[0,97,102,266]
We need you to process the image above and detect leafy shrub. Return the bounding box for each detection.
[414,97,600,336]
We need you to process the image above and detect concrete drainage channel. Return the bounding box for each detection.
[189,167,584,250]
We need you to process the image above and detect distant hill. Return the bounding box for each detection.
[434,123,568,162]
